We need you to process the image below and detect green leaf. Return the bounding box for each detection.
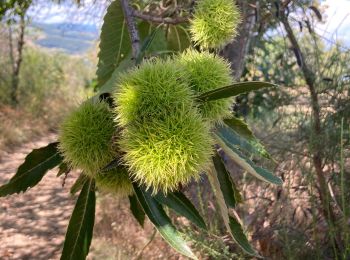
[97,56,133,94]
[0,142,62,197]
[97,23,167,95]
[133,184,197,259]
[70,174,88,195]
[223,117,271,159]
[223,117,254,139]
[96,0,130,88]
[212,153,238,208]
[228,216,259,257]
[57,162,70,177]
[154,191,206,230]
[136,25,165,64]
[215,135,283,185]
[61,178,96,260]
[217,123,271,159]
[138,22,168,53]
[207,168,259,257]
[129,194,145,227]
[230,176,243,204]
[197,81,278,102]
[167,25,191,52]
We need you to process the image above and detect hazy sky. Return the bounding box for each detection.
[29,0,350,47]
[317,0,350,47]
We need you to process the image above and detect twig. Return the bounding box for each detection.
[120,0,140,59]
[135,228,157,260]
[131,9,189,25]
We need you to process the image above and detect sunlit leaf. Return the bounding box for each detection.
[0,142,62,197]
[197,82,277,102]
[133,184,197,259]
[155,191,206,229]
[217,122,271,159]
[215,135,283,185]
[96,0,130,88]
[61,178,95,260]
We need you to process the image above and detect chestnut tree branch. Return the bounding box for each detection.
[120,0,140,59]
[131,9,189,25]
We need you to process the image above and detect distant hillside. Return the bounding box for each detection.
[31,22,99,54]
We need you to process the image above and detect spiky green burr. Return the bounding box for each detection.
[190,0,241,49]
[58,101,116,176]
[177,50,233,124]
[95,168,133,197]
[113,58,213,193]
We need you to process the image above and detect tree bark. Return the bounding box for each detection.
[10,12,26,105]
[221,1,257,79]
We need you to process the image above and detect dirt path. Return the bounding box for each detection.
[0,135,76,260]
[0,136,189,260]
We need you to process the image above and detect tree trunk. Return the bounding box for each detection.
[279,7,343,254]
[10,12,26,106]
[221,1,256,79]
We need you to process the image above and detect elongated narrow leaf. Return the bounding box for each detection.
[224,117,254,138]
[129,194,145,227]
[212,153,238,208]
[215,135,283,185]
[229,216,258,256]
[96,0,130,88]
[61,178,96,260]
[217,124,271,159]
[133,184,197,259]
[70,174,88,195]
[207,167,259,256]
[0,142,62,196]
[223,117,271,159]
[155,191,206,230]
[57,162,70,177]
[230,176,243,204]
[197,82,277,102]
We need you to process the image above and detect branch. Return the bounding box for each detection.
[120,0,140,59]
[279,4,344,253]
[131,9,189,25]
[282,0,294,8]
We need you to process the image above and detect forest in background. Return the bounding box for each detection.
[0,0,349,259]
